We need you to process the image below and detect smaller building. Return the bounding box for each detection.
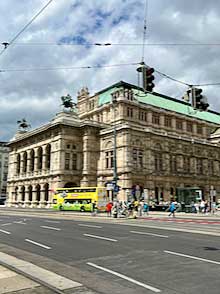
[0,142,9,204]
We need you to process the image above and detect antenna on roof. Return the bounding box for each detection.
[136,1,155,93]
[141,0,148,63]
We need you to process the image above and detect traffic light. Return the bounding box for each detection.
[192,88,209,111]
[143,67,155,92]
[200,96,209,111]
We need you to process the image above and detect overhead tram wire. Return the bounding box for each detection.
[0,62,139,73]
[155,69,220,87]
[4,42,220,47]
[0,0,54,58]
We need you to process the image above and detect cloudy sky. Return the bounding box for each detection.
[1,0,220,141]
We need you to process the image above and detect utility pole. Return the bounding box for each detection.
[112,92,118,201]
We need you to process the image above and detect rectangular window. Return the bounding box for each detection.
[133,149,143,168]
[65,153,70,170]
[170,155,177,173]
[105,151,113,168]
[127,107,133,118]
[176,120,183,130]
[152,113,160,125]
[197,125,203,135]
[138,150,143,167]
[72,153,77,170]
[187,122,193,132]
[164,116,172,127]
[196,158,203,174]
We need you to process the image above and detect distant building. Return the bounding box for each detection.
[6,81,220,207]
[0,142,9,204]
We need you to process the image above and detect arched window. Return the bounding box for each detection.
[14,186,18,202]
[170,155,177,173]
[21,186,25,202]
[46,144,51,169]
[16,154,21,174]
[37,147,43,170]
[36,184,41,202]
[23,152,27,173]
[64,182,77,188]
[155,153,163,172]
[44,183,49,202]
[30,149,35,172]
[28,186,32,202]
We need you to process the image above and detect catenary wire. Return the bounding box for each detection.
[0,58,219,88]
[0,62,139,72]
[0,0,54,57]
[3,42,220,47]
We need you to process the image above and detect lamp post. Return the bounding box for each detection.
[112,92,118,200]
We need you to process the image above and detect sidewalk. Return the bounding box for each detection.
[0,265,40,294]
[1,207,220,221]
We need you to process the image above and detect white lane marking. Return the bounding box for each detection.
[0,229,11,235]
[25,239,51,250]
[83,233,117,242]
[87,262,161,292]
[1,223,12,226]
[40,225,61,231]
[78,224,102,229]
[164,250,220,265]
[13,221,27,225]
[44,220,60,224]
[130,230,169,238]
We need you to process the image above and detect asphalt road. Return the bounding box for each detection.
[0,213,220,294]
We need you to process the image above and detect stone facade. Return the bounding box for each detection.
[0,142,9,204]
[6,81,220,206]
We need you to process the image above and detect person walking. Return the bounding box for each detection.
[127,201,134,218]
[143,202,149,216]
[112,203,118,218]
[133,200,139,219]
[92,201,98,216]
[106,202,113,217]
[168,201,176,217]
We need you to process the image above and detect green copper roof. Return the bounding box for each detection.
[97,82,220,125]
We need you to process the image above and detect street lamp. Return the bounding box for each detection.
[111,91,118,200]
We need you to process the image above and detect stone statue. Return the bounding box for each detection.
[61,94,76,111]
[17,118,31,131]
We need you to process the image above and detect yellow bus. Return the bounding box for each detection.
[52,187,108,212]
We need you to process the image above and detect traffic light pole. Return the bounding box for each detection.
[112,96,118,201]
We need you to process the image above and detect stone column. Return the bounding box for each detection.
[192,123,197,135]
[147,112,152,125]
[27,150,31,173]
[38,184,45,208]
[6,184,14,207]
[81,127,99,187]
[160,114,165,127]
[34,147,38,174]
[42,145,47,172]
[31,187,38,208]
[20,152,24,175]
[17,186,23,206]
[182,121,187,133]
[24,185,31,207]
[171,117,176,130]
